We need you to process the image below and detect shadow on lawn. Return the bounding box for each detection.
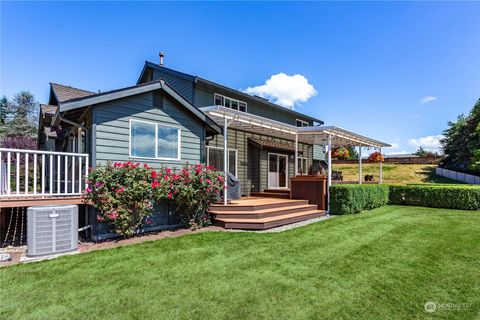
[418,166,460,184]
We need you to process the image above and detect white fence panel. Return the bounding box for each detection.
[435,167,480,185]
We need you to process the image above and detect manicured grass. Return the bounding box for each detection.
[332,163,460,185]
[1,206,479,319]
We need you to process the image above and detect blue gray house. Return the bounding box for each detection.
[36,56,388,235]
[40,58,326,198]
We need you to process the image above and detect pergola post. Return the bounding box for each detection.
[379,147,383,184]
[294,134,299,176]
[223,117,228,205]
[358,146,362,184]
[327,134,332,212]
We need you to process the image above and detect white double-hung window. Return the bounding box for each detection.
[130,119,181,160]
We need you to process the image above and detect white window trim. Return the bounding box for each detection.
[129,119,182,161]
[297,156,308,175]
[296,119,309,127]
[214,93,248,112]
[206,145,238,177]
[267,152,289,189]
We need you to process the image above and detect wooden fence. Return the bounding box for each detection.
[333,156,442,165]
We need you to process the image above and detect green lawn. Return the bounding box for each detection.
[332,163,460,185]
[1,206,479,319]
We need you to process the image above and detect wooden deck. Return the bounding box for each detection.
[0,195,83,208]
[250,189,290,199]
[210,197,326,230]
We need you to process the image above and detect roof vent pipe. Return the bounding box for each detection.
[159,52,165,66]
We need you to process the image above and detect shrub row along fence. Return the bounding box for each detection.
[329,184,480,214]
[332,156,442,165]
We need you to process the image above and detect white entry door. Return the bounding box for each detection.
[268,153,288,189]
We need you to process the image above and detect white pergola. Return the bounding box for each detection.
[201,106,391,210]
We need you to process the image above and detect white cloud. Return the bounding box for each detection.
[408,134,444,152]
[243,73,317,109]
[418,96,437,105]
[389,142,400,149]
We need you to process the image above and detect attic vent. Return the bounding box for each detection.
[27,205,78,257]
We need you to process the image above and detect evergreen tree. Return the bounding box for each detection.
[0,91,38,138]
[441,99,480,174]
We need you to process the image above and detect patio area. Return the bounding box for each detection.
[201,106,391,212]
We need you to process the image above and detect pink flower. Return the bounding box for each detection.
[108,212,119,220]
[151,171,158,179]
[151,181,160,188]
[86,187,93,193]
[165,168,171,174]
[95,181,104,187]
[167,193,173,199]
[115,186,125,193]
[206,179,213,185]
[96,216,103,222]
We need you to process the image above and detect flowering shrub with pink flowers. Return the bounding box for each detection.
[83,161,224,236]
[151,164,224,229]
[83,161,155,237]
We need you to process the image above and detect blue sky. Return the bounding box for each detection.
[1,1,479,154]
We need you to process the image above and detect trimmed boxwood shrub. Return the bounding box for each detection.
[389,185,480,210]
[329,185,390,215]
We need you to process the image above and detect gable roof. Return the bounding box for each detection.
[50,83,96,103]
[138,61,324,125]
[54,80,221,134]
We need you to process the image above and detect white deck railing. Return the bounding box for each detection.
[0,148,89,198]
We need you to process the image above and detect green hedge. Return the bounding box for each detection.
[389,185,480,210]
[329,185,390,215]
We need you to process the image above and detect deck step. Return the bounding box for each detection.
[215,210,326,230]
[263,189,291,194]
[210,204,318,219]
[209,198,308,212]
[250,192,290,199]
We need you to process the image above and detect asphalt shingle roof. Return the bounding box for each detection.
[40,104,58,115]
[51,83,95,103]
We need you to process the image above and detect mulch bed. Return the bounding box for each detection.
[1,226,225,267]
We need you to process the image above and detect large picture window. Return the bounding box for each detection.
[130,119,181,160]
[206,146,237,177]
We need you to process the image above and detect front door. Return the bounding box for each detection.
[268,153,288,189]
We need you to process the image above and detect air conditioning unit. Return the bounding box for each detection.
[27,205,78,257]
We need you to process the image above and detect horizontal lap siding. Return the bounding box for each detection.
[194,85,313,126]
[313,145,326,161]
[153,70,194,103]
[93,92,204,169]
[209,128,313,195]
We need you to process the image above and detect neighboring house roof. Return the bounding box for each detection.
[138,61,324,125]
[53,80,222,134]
[40,104,58,116]
[50,83,96,103]
[384,153,419,158]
